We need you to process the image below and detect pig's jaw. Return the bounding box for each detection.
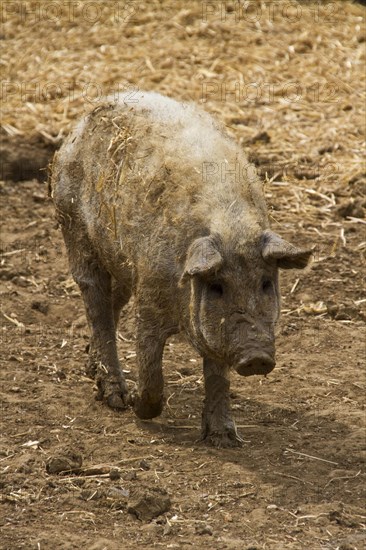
[234,352,275,376]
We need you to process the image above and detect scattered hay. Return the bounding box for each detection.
[1,1,364,235]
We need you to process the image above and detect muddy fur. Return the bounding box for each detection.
[51,91,312,447]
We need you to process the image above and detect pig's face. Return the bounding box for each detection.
[180,232,312,376]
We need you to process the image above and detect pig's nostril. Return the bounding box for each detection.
[235,354,275,377]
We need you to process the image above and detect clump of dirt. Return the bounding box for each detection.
[46,446,83,474]
[127,485,171,521]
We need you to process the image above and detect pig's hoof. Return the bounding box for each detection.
[105,391,128,410]
[203,431,243,448]
[132,392,164,420]
[96,379,128,410]
[201,425,244,448]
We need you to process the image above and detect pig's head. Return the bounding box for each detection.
[179,230,312,376]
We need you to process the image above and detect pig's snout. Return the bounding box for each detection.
[230,315,276,376]
[235,352,275,377]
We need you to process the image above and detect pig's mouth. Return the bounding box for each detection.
[235,353,275,377]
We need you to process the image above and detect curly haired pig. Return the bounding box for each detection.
[51,90,312,447]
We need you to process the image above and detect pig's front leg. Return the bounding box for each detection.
[132,301,174,420]
[201,358,243,448]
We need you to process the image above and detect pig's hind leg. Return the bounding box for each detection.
[63,230,128,409]
[201,358,243,448]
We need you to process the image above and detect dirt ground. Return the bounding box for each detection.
[1,1,365,549]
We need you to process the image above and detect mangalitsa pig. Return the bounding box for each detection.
[51,90,312,447]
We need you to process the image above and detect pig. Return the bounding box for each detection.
[51,90,312,447]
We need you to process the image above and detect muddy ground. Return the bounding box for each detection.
[1,169,365,550]
[1,1,366,549]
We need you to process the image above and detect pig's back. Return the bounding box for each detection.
[52,91,261,269]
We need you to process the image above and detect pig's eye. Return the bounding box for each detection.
[207,282,224,298]
[262,279,273,293]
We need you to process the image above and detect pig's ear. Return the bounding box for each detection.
[180,236,223,284]
[262,230,313,269]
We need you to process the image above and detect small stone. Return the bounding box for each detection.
[139,459,150,470]
[56,369,66,381]
[31,300,49,314]
[109,468,121,481]
[196,524,213,535]
[232,481,246,488]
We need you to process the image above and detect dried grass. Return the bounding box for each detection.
[1,1,365,236]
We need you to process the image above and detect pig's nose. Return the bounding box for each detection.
[235,353,275,377]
